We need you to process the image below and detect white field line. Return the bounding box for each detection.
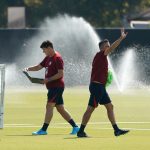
[48,121,150,125]
[93,128,150,131]
[5,121,150,126]
[5,124,33,125]
[4,122,150,131]
[3,126,150,131]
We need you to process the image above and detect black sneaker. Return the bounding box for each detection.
[77,131,88,138]
[114,129,129,136]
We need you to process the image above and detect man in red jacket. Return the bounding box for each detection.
[25,40,79,135]
[77,28,129,137]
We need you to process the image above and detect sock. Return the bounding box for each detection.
[112,124,119,131]
[41,123,49,131]
[68,119,78,127]
[78,124,86,133]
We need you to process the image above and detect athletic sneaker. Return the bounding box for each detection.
[77,131,88,138]
[114,129,129,136]
[70,127,80,134]
[32,129,47,135]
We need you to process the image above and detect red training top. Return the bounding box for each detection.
[90,50,108,84]
[40,51,64,89]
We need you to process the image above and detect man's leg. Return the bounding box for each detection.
[104,103,129,136]
[77,106,95,137]
[104,103,116,124]
[32,102,55,135]
[81,106,95,125]
[56,105,79,134]
[56,105,71,122]
[43,102,55,127]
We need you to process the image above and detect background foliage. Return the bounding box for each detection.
[1,0,150,28]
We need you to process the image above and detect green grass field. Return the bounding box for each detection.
[0,87,150,150]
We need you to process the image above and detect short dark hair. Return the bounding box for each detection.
[99,39,109,49]
[40,40,53,48]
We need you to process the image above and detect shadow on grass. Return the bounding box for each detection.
[64,136,111,139]
[6,133,67,137]
[64,136,91,139]
[6,134,35,136]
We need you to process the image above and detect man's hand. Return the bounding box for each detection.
[43,78,49,84]
[23,68,29,72]
[104,28,128,55]
[120,28,128,40]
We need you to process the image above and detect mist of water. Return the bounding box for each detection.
[117,49,135,91]
[5,15,150,90]
[6,14,100,86]
[110,47,150,91]
[108,58,121,90]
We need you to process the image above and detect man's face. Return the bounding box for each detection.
[102,42,110,51]
[42,47,52,56]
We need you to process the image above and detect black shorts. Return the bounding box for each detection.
[88,82,111,107]
[47,87,64,105]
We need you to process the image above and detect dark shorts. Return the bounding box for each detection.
[88,82,111,107]
[47,87,64,105]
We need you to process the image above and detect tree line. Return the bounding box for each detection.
[0,0,150,28]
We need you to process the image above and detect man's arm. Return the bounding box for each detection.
[104,28,128,55]
[43,69,63,84]
[25,64,43,71]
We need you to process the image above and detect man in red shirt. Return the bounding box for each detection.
[25,40,79,135]
[77,28,129,137]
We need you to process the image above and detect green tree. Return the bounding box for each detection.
[1,0,150,28]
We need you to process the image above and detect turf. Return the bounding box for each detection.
[0,87,150,150]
